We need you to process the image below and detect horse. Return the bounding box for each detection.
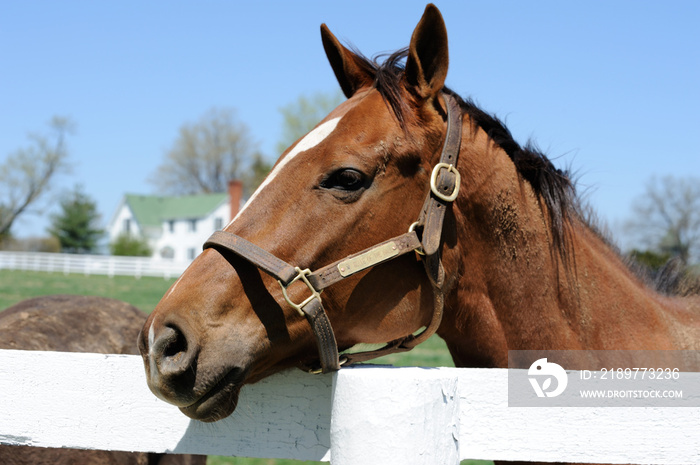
[138,2,700,431]
[0,295,206,465]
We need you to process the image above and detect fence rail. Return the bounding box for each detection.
[0,251,188,279]
[1,349,699,464]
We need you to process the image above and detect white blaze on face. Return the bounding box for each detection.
[148,322,158,383]
[164,273,182,299]
[228,116,342,225]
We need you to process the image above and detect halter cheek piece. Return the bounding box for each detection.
[203,93,462,374]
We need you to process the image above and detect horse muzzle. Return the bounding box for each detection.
[138,315,247,422]
[138,317,200,405]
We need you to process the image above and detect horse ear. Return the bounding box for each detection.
[321,24,374,98]
[405,4,449,100]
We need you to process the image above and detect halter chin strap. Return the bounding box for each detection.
[203,93,462,373]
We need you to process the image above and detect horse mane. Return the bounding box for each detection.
[451,92,576,267]
[352,47,699,297]
[356,48,576,266]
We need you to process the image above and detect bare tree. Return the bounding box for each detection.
[624,175,700,265]
[0,117,73,238]
[150,108,260,195]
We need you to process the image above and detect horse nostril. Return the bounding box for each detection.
[163,327,187,361]
[152,324,196,376]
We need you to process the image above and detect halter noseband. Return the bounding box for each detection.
[203,93,462,373]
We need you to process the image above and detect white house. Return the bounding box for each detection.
[107,181,243,263]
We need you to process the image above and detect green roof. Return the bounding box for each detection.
[124,193,227,228]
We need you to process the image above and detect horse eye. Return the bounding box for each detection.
[321,169,366,191]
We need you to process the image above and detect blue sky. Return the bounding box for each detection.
[2,1,698,250]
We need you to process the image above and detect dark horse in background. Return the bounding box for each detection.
[138,2,700,453]
[0,295,206,465]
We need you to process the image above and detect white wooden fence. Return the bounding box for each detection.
[0,251,187,279]
[1,349,699,464]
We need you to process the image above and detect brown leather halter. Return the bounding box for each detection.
[203,93,462,374]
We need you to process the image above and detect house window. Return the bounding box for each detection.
[168,220,175,233]
[189,219,197,233]
[214,217,223,230]
[187,248,197,260]
[160,246,175,259]
[123,218,131,234]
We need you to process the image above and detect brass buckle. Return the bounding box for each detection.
[430,163,460,202]
[408,222,425,256]
[278,267,322,317]
[308,356,347,375]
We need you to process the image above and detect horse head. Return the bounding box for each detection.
[138,4,462,422]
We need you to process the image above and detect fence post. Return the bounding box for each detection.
[330,366,460,465]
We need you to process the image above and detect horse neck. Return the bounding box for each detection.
[438,123,688,368]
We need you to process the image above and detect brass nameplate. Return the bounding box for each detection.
[337,242,399,277]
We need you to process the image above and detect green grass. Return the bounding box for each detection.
[0,270,176,313]
[0,270,492,465]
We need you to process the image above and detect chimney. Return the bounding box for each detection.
[228,180,244,222]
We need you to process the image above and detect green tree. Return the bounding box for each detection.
[48,185,104,254]
[276,91,344,154]
[0,116,73,238]
[110,233,152,257]
[241,151,272,197]
[628,249,672,271]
